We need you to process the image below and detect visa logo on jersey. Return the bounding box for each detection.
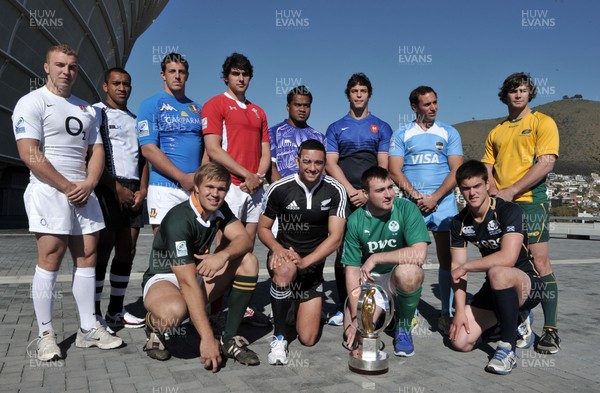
[410,153,440,164]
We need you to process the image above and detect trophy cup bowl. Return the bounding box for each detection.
[347,282,395,375]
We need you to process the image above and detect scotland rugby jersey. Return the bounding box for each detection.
[262,174,347,255]
[137,91,203,188]
[326,114,392,189]
[269,119,325,177]
[389,120,463,194]
[450,197,538,276]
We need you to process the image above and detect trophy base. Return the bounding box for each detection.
[348,351,389,375]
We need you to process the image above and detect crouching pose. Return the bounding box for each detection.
[449,160,543,375]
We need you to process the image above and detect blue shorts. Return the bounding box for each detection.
[421,193,458,232]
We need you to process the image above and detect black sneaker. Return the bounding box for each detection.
[536,328,561,354]
[220,336,260,365]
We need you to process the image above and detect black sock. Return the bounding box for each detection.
[270,281,291,338]
[492,287,519,350]
[107,258,133,315]
[95,260,108,316]
[334,253,347,312]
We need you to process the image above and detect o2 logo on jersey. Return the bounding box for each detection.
[487,220,502,235]
[388,220,399,232]
[65,116,85,140]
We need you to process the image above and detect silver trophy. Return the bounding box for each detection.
[348,282,395,375]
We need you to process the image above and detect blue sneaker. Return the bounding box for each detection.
[516,310,534,349]
[393,327,414,357]
[485,341,517,375]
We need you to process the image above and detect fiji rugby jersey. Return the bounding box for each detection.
[450,197,538,276]
[13,86,101,183]
[137,91,203,188]
[94,103,140,180]
[326,114,392,189]
[389,120,463,194]
[142,197,237,287]
[482,111,559,204]
[262,174,347,255]
[202,93,269,186]
[342,198,430,274]
[269,119,325,177]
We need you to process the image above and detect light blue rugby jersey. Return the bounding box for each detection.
[389,120,463,194]
[269,119,325,178]
[137,91,203,188]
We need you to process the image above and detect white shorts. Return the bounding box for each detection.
[147,185,190,225]
[225,184,265,223]
[24,183,105,235]
[142,273,203,300]
[370,267,398,308]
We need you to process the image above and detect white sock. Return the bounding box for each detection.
[32,266,58,336]
[72,267,97,331]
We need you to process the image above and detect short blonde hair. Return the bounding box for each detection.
[46,44,77,63]
[194,162,231,190]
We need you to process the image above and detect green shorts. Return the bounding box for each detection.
[517,202,549,244]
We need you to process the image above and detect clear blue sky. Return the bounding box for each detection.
[125,0,600,132]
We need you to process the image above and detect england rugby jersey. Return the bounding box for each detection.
[326,113,392,189]
[13,86,101,183]
[389,120,463,194]
[137,91,203,188]
[269,119,325,177]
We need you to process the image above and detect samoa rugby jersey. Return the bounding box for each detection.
[269,119,325,177]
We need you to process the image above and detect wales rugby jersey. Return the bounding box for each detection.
[142,197,237,287]
[341,198,430,274]
[137,91,203,188]
[389,120,463,194]
[269,119,325,177]
[450,197,538,276]
[262,174,347,255]
[482,111,559,203]
[326,114,392,189]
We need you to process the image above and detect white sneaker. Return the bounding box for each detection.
[76,321,123,349]
[96,314,115,335]
[516,311,533,349]
[106,309,145,329]
[268,336,288,365]
[36,330,62,361]
[327,311,344,326]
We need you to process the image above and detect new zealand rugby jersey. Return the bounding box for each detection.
[326,114,392,189]
[389,120,463,194]
[342,198,430,274]
[262,174,347,255]
[142,197,237,287]
[137,91,203,188]
[269,119,325,177]
[482,111,559,204]
[450,197,538,276]
[202,93,269,186]
[94,103,140,180]
[13,86,101,183]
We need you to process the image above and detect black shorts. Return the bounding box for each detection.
[267,251,324,302]
[95,179,144,231]
[469,273,543,312]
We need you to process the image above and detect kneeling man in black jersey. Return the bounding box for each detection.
[449,160,543,375]
[259,139,347,365]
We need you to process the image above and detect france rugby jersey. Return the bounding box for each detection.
[389,120,462,194]
[326,113,392,189]
[137,91,203,188]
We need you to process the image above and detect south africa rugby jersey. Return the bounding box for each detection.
[137,91,203,188]
[326,113,392,189]
[13,86,101,183]
[450,197,538,276]
[389,120,463,194]
[342,198,430,274]
[482,111,559,203]
[262,174,347,255]
[269,119,325,177]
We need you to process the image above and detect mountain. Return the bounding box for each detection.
[453,99,600,175]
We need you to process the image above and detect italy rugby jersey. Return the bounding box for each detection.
[341,198,430,274]
[389,120,463,194]
[137,91,203,188]
[326,114,392,189]
[269,119,325,178]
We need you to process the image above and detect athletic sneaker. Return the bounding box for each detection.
[95,314,115,335]
[242,306,272,327]
[75,321,123,349]
[220,336,260,365]
[437,314,452,336]
[268,336,289,366]
[393,327,415,357]
[36,330,62,361]
[144,328,171,361]
[516,311,534,349]
[536,328,561,354]
[106,310,145,329]
[327,311,344,326]
[485,341,517,375]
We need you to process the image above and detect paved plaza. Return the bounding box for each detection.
[0,228,599,393]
